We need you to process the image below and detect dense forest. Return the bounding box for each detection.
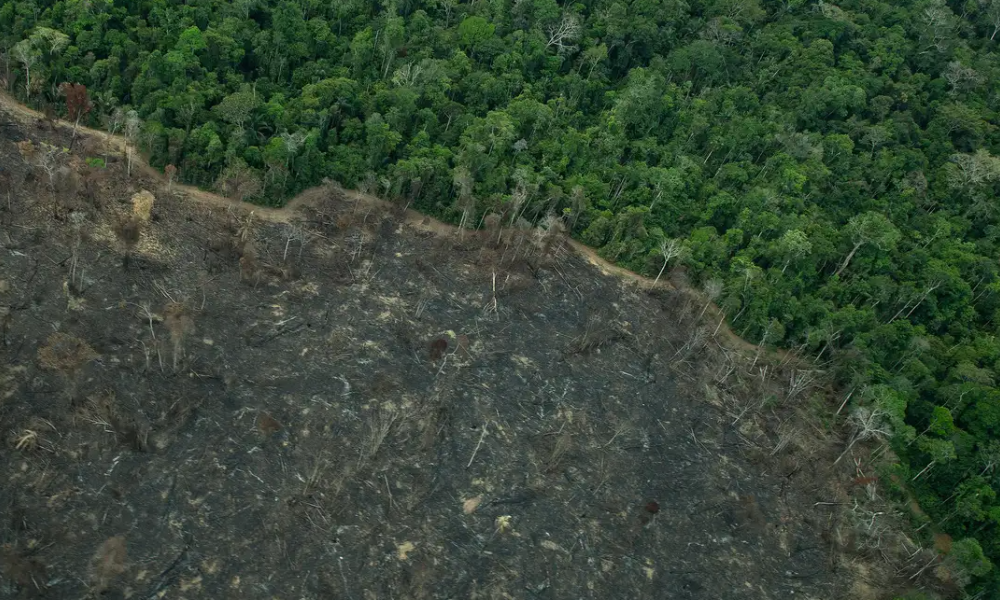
[3,0,1000,594]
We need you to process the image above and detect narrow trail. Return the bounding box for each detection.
[0,91,808,369]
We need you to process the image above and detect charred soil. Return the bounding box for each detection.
[0,104,889,599]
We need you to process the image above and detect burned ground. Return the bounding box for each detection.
[0,107,889,599]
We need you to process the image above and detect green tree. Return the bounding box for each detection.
[948,538,993,588]
[13,27,69,101]
[215,86,259,137]
[835,212,901,277]
[457,16,495,57]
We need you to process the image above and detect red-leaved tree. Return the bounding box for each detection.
[61,82,91,148]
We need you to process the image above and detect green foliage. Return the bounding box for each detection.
[949,538,994,586]
[7,0,1000,592]
[457,16,495,54]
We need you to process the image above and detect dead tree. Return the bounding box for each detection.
[163,302,194,371]
[164,164,177,192]
[60,82,91,149]
[19,140,66,212]
[653,238,685,286]
[113,215,142,270]
[67,211,87,292]
[80,162,107,210]
[545,13,581,53]
[103,107,124,164]
[697,278,724,320]
[453,166,475,236]
[282,221,310,263]
[835,405,892,465]
[124,110,141,178]
[535,212,566,258]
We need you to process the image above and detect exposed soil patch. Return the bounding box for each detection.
[1,103,865,599]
